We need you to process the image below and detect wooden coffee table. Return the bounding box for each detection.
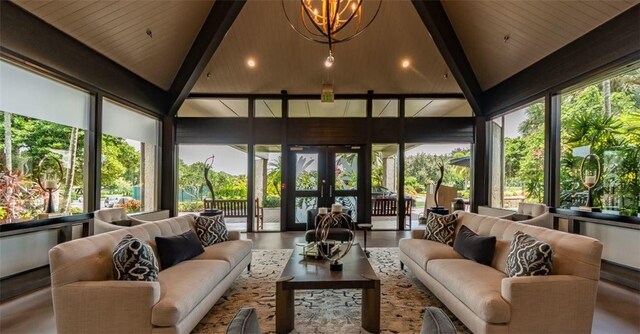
[276,245,380,333]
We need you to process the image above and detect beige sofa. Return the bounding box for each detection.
[399,211,603,334]
[49,214,252,334]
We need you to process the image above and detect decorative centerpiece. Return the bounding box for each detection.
[201,155,222,217]
[427,162,449,215]
[35,156,64,215]
[579,153,602,212]
[315,203,355,271]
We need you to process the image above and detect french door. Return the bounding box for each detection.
[286,145,364,231]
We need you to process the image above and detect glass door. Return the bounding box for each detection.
[286,145,364,231]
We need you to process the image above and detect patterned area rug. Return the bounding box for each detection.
[194,248,470,333]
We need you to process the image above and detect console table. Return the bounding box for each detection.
[0,213,94,300]
[548,208,639,290]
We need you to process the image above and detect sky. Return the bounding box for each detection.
[502,107,528,138]
[179,145,248,175]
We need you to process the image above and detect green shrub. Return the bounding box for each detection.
[178,201,204,213]
[262,196,281,208]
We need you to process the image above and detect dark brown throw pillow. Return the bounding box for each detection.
[453,225,496,266]
[155,230,205,269]
[423,212,458,246]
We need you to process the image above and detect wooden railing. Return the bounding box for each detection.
[203,198,264,230]
[371,198,413,228]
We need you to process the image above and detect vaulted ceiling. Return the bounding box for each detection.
[10,0,639,97]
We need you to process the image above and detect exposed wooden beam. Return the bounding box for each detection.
[187,92,466,99]
[411,0,483,115]
[167,0,246,116]
[0,1,167,117]
[483,4,640,117]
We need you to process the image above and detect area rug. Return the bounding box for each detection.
[193,248,470,333]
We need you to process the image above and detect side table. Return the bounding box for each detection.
[357,223,373,258]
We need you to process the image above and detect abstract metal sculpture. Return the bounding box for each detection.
[203,155,222,216]
[315,204,355,271]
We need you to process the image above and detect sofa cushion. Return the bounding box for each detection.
[194,240,253,268]
[112,234,159,282]
[427,259,510,324]
[152,260,230,326]
[399,238,462,270]
[155,230,205,269]
[453,225,496,266]
[195,215,229,246]
[424,213,458,246]
[506,231,553,277]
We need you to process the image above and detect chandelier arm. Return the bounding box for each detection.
[330,0,382,43]
[300,0,332,39]
[331,0,362,35]
[301,12,329,38]
[282,0,329,43]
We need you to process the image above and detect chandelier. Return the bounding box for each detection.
[283,0,381,67]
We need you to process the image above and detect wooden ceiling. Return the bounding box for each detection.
[12,0,213,90]
[442,0,639,90]
[10,0,638,96]
[191,0,460,94]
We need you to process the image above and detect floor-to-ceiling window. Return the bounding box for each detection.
[489,99,545,209]
[177,144,248,232]
[0,60,90,221]
[560,67,639,216]
[371,144,399,230]
[254,145,281,231]
[404,143,472,227]
[101,99,159,213]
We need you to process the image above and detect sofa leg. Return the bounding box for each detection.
[400,261,404,270]
[247,263,251,272]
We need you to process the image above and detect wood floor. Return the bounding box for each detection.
[1,231,638,334]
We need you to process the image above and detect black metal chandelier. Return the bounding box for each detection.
[283,0,382,67]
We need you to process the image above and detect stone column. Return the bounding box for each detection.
[383,156,396,191]
[141,143,157,212]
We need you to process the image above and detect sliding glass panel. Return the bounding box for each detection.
[560,67,639,216]
[372,144,399,230]
[0,60,90,221]
[404,143,472,228]
[177,144,248,232]
[488,99,545,210]
[102,99,159,213]
[254,145,281,231]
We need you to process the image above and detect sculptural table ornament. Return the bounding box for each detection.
[315,211,355,271]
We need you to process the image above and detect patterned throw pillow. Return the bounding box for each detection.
[506,231,553,277]
[423,212,458,246]
[195,215,229,246]
[112,234,159,281]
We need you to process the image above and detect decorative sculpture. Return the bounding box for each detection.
[35,155,63,214]
[427,161,449,215]
[202,155,222,216]
[315,203,355,271]
[579,153,602,212]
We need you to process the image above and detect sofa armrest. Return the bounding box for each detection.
[228,230,241,240]
[501,275,598,333]
[52,280,160,334]
[410,228,425,239]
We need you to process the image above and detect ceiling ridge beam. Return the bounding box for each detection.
[411,0,483,115]
[167,0,246,116]
[0,1,167,117]
[483,4,640,117]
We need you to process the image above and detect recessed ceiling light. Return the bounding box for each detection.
[247,58,256,68]
[401,59,410,68]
